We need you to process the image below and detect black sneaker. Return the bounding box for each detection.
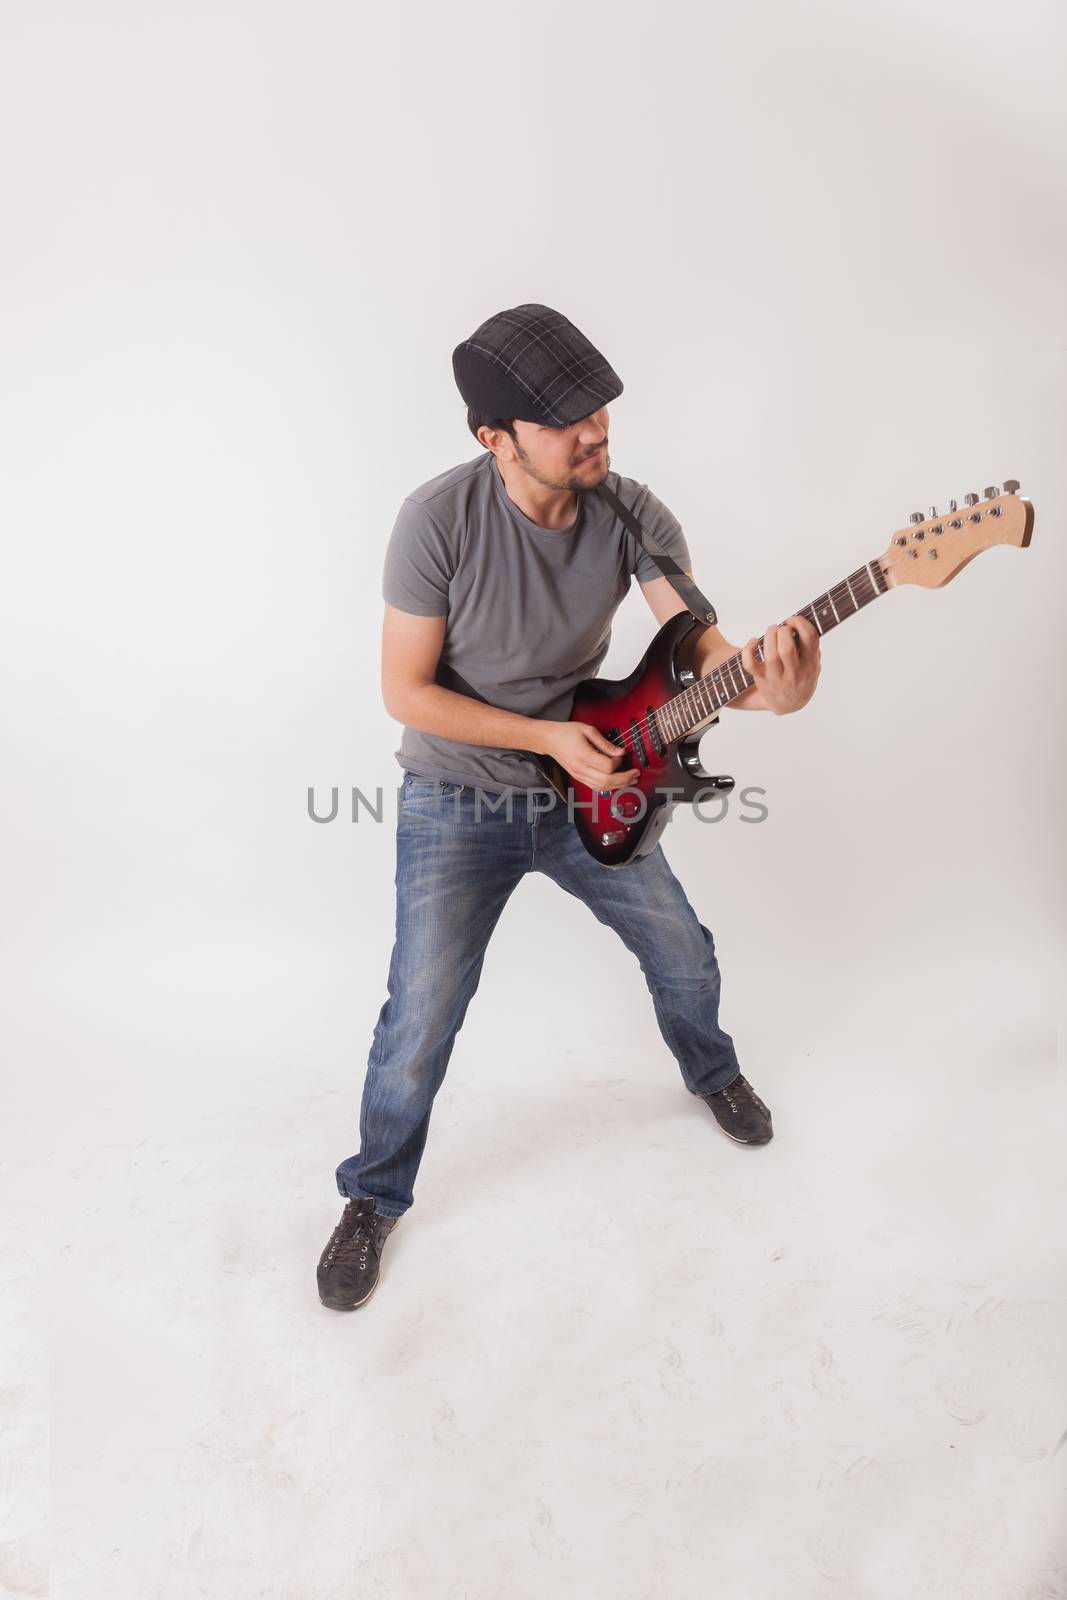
[700,1073,774,1145]
[317,1197,401,1311]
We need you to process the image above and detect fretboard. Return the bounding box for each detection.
[655,556,889,742]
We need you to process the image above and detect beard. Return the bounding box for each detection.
[513,440,610,493]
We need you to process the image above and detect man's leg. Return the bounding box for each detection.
[534,805,741,1096]
[335,781,528,1216]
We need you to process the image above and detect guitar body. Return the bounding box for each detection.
[531,611,735,868]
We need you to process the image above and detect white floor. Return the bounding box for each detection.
[5,924,1065,1600]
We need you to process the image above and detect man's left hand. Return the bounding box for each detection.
[741,614,821,714]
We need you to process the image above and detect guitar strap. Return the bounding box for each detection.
[594,481,718,626]
[434,658,494,704]
[433,478,718,705]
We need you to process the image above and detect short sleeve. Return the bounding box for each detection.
[382,498,454,616]
[624,482,694,584]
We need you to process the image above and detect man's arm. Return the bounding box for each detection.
[381,604,640,788]
[638,573,821,714]
[382,604,553,751]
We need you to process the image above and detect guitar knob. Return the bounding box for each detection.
[1003,479,1020,493]
[983,485,999,500]
[963,492,979,507]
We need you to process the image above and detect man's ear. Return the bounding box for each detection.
[478,425,510,457]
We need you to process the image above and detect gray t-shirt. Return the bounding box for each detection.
[382,450,692,792]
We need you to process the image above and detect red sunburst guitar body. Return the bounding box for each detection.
[533,609,733,868]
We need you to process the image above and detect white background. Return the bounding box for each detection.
[2,2,1065,1596]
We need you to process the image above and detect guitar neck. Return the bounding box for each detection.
[661,555,889,738]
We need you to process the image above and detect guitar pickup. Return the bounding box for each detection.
[628,717,650,768]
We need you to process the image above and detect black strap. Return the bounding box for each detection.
[434,659,494,704]
[594,480,717,626]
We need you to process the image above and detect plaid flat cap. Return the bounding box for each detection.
[452,302,624,427]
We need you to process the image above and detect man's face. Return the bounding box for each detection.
[492,407,611,492]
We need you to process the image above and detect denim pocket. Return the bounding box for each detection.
[402,774,465,802]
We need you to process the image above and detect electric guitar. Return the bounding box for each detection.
[530,481,1035,868]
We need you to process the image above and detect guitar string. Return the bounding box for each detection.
[594,563,883,783]
[634,567,880,749]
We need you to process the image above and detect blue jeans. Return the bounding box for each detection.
[335,772,743,1217]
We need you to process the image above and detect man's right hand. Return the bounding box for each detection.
[538,720,640,790]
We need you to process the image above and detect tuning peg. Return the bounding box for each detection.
[1003,478,1020,493]
[948,499,958,512]
[963,492,978,507]
[909,511,924,524]
[983,485,999,499]
[928,505,937,518]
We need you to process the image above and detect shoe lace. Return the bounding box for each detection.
[720,1075,768,1117]
[324,1201,380,1273]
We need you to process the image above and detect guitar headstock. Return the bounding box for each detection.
[879,481,1034,589]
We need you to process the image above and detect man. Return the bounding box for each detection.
[317,303,821,1311]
